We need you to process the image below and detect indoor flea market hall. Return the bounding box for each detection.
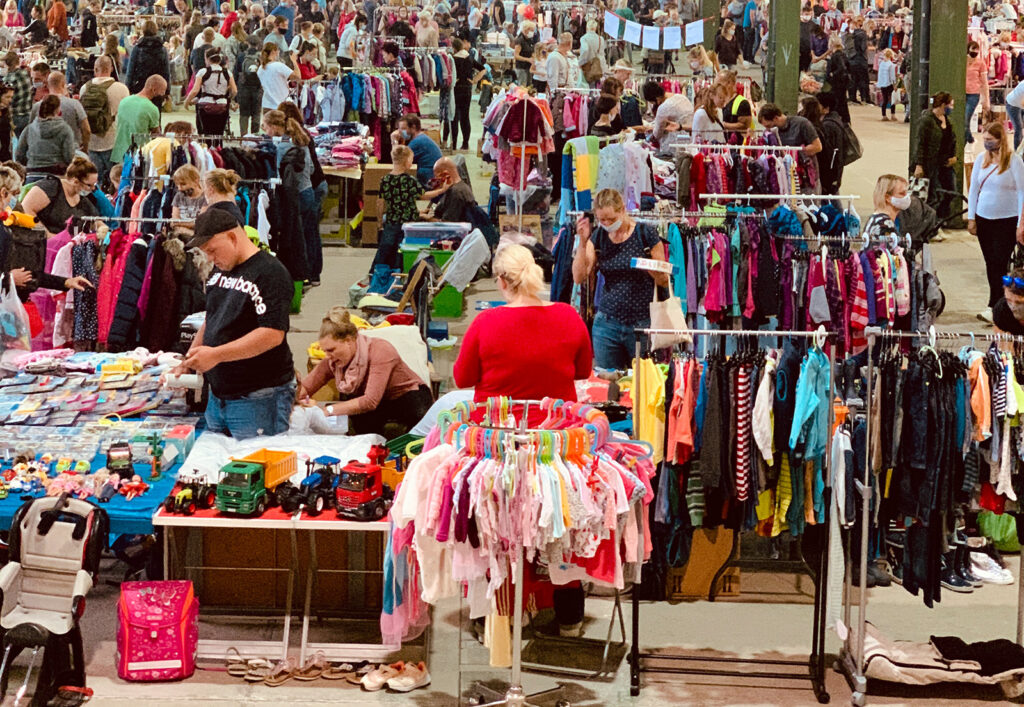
[0,0,1023,705]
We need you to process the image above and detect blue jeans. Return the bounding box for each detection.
[965,92,981,143]
[299,187,321,281]
[372,221,403,271]
[592,311,647,371]
[205,381,296,440]
[1010,104,1024,150]
[89,149,113,191]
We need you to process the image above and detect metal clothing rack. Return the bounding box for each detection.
[630,327,833,704]
[837,325,1024,707]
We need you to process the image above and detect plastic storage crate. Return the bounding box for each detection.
[402,222,472,246]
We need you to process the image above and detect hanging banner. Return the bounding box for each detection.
[623,20,642,45]
[642,25,661,50]
[684,19,704,46]
[663,25,682,50]
[604,10,620,38]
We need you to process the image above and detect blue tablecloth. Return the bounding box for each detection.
[0,463,181,537]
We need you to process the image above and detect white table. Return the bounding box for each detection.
[154,508,404,664]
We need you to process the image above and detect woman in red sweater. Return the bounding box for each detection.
[453,243,592,637]
[453,244,592,403]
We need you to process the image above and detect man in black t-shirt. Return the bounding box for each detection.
[174,209,296,439]
[424,157,476,221]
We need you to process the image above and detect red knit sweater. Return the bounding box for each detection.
[453,303,593,403]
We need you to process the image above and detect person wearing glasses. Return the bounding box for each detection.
[993,270,1024,336]
[19,156,100,236]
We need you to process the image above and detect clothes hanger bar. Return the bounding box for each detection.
[117,217,195,224]
[865,327,1024,344]
[637,327,833,339]
[701,193,862,201]
[677,143,800,152]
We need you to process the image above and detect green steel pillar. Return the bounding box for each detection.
[908,0,967,182]
[701,0,719,52]
[766,0,800,111]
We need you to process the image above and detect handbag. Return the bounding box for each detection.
[0,273,31,351]
[908,175,930,200]
[649,277,691,351]
[7,223,45,273]
[580,56,603,83]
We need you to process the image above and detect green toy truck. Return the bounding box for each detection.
[215,449,297,515]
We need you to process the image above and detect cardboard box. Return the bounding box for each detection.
[362,163,417,247]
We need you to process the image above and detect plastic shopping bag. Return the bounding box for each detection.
[0,274,31,351]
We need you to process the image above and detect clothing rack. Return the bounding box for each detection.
[630,327,832,704]
[679,144,801,152]
[838,325,1024,707]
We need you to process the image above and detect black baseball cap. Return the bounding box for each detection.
[188,208,242,248]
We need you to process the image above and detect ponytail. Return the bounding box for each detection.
[284,118,310,146]
[260,41,277,67]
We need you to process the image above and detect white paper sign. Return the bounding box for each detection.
[684,19,704,46]
[663,25,682,50]
[604,11,620,38]
[623,20,642,45]
[642,25,661,50]
[539,26,552,42]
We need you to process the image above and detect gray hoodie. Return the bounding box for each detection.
[15,117,75,171]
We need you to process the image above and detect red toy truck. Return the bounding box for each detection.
[335,446,392,521]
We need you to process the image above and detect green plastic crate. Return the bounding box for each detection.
[432,285,464,318]
[402,247,456,273]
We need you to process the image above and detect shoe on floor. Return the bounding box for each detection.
[868,563,891,587]
[930,229,948,242]
[310,280,321,287]
[362,662,403,691]
[971,552,1014,585]
[978,307,994,324]
[386,661,431,692]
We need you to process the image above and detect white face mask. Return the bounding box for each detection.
[604,218,622,233]
[890,194,912,210]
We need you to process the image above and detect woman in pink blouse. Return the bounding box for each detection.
[2,1,23,27]
[965,40,991,145]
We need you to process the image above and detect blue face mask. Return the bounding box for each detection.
[944,105,953,116]
[401,129,411,140]
[7,197,15,210]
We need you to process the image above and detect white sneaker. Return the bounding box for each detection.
[361,662,403,691]
[971,552,1014,585]
[930,228,948,242]
[386,661,431,692]
[977,307,994,324]
[742,60,751,69]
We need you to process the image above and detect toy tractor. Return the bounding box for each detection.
[106,442,134,480]
[281,456,341,516]
[336,446,394,521]
[162,474,217,515]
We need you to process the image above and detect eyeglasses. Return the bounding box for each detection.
[1003,275,1024,289]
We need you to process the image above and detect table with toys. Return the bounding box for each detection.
[153,441,416,664]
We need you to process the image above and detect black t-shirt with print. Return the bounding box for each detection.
[993,298,1024,335]
[203,250,295,398]
[380,172,424,223]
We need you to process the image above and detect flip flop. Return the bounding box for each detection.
[293,651,327,681]
[243,658,275,682]
[225,648,248,678]
[345,663,375,685]
[264,658,298,687]
[322,661,365,680]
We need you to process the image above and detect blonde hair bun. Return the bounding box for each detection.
[493,243,544,299]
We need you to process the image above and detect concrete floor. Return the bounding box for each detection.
[22,99,1019,706]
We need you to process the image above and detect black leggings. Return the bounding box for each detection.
[451,85,473,149]
[197,105,229,135]
[349,384,434,436]
[879,86,894,117]
[976,216,1018,308]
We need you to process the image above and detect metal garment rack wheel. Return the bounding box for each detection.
[836,326,1024,706]
[629,327,833,704]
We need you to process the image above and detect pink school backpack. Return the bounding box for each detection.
[116,580,199,682]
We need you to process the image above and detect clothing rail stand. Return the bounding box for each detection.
[629,327,832,704]
[463,400,570,707]
[837,325,1024,707]
[701,193,862,202]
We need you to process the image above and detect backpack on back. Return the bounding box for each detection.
[81,78,114,136]
[240,51,262,89]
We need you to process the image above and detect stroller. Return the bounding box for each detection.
[896,189,968,246]
[0,495,108,706]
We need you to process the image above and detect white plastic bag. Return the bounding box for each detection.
[0,274,30,351]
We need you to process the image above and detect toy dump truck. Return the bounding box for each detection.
[215,449,297,516]
[336,446,393,521]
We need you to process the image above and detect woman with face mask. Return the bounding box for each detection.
[864,173,911,250]
[964,40,990,144]
[513,20,537,88]
[913,91,957,220]
[967,122,1024,323]
[572,188,669,370]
